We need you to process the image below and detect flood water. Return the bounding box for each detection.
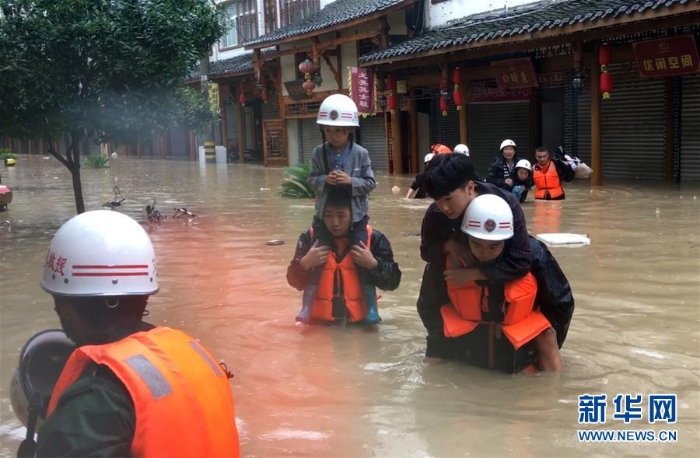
[1,155,699,457]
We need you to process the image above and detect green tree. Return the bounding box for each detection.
[0,0,225,213]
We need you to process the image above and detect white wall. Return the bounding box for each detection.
[427,0,535,27]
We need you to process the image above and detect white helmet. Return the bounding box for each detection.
[515,159,532,171]
[317,94,359,127]
[424,153,435,163]
[500,139,517,152]
[461,194,514,241]
[41,210,158,297]
[454,144,470,156]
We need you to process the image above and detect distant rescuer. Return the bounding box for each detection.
[533,147,575,200]
[35,210,240,457]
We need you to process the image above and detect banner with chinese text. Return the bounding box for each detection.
[491,58,539,89]
[349,67,375,116]
[633,35,700,78]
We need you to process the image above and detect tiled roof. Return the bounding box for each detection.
[359,0,696,63]
[244,0,410,47]
[187,53,254,82]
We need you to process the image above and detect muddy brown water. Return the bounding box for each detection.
[1,156,698,457]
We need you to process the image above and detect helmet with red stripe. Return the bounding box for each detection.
[317,94,359,127]
[461,194,513,241]
[41,210,158,296]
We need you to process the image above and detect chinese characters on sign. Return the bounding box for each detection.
[349,67,375,115]
[491,58,539,89]
[633,35,700,78]
[208,82,220,114]
[578,393,677,425]
[469,86,531,103]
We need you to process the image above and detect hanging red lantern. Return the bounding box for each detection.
[387,94,397,112]
[452,66,462,90]
[440,98,449,116]
[385,75,395,92]
[261,88,269,103]
[299,59,315,79]
[239,81,246,106]
[453,90,463,110]
[302,79,316,96]
[600,72,614,99]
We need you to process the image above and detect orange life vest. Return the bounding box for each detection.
[441,267,551,372]
[47,326,239,457]
[311,226,373,323]
[533,161,564,199]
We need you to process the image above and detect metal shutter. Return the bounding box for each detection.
[358,115,388,172]
[681,74,700,180]
[224,100,239,151]
[298,118,319,164]
[576,91,592,165]
[468,101,530,177]
[600,63,665,179]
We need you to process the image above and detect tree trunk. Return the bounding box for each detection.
[70,134,85,214]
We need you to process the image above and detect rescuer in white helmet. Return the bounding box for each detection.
[439,194,572,372]
[485,139,521,192]
[26,210,240,457]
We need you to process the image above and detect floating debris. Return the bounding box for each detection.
[266,239,284,246]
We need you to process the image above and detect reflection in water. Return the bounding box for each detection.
[0,156,699,457]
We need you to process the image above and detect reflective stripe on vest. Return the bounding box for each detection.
[533,162,564,199]
[441,269,550,350]
[47,327,240,457]
[311,225,373,322]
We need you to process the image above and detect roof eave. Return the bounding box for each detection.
[360,3,700,67]
[244,0,416,50]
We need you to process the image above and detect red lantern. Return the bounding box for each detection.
[239,81,246,106]
[385,75,395,92]
[261,88,269,103]
[452,66,462,90]
[598,44,611,67]
[440,98,448,116]
[600,72,614,99]
[439,78,446,92]
[453,90,462,110]
[387,94,397,112]
[302,80,316,96]
[299,59,315,78]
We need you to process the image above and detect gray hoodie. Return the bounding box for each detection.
[308,142,376,222]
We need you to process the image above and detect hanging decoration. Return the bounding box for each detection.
[598,43,613,99]
[452,66,463,111]
[239,81,246,106]
[385,74,396,112]
[259,76,268,103]
[439,78,449,116]
[299,58,316,96]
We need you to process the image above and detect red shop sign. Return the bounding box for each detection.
[349,67,375,115]
[633,35,700,78]
[491,58,539,89]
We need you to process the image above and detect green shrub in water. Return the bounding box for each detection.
[0,149,17,160]
[84,155,110,169]
[281,163,315,199]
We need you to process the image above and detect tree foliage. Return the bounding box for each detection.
[0,0,226,212]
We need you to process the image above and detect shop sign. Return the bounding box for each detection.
[633,35,700,77]
[349,67,375,115]
[469,86,531,103]
[491,58,539,89]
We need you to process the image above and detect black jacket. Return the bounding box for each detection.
[287,227,401,292]
[485,155,521,191]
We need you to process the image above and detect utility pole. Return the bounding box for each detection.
[200,55,216,163]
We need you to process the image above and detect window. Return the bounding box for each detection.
[264,0,278,35]
[281,0,320,27]
[220,0,258,49]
